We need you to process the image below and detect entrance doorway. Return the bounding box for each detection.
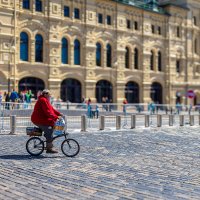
[150,82,163,104]
[96,80,113,103]
[125,81,139,103]
[18,77,45,98]
[61,78,81,103]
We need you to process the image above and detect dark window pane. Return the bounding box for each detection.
[36,0,42,12]
[127,19,131,29]
[20,32,29,61]
[74,39,80,65]
[134,48,138,69]
[98,13,103,24]
[158,26,161,35]
[74,8,80,19]
[35,34,43,62]
[23,0,30,9]
[107,15,111,25]
[150,51,154,70]
[62,38,68,64]
[134,21,138,30]
[176,60,180,73]
[158,52,162,71]
[125,47,130,68]
[64,6,70,17]
[177,27,180,37]
[96,43,101,66]
[106,44,112,67]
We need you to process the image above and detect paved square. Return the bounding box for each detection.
[0,127,200,199]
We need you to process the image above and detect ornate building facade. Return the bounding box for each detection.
[0,0,200,104]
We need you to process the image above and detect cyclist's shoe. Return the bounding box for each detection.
[46,149,58,154]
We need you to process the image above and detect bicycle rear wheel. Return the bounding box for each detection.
[26,137,44,156]
[61,139,80,157]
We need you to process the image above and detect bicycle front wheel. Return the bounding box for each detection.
[26,137,44,156]
[61,139,80,157]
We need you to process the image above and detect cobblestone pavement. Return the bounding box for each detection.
[1,127,200,199]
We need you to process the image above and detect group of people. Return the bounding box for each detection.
[2,89,33,109]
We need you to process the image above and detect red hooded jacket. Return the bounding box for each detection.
[31,95,61,126]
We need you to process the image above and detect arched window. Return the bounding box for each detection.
[96,43,102,66]
[134,48,139,69]
[158,51,162,71]
[125,47,130,69]
[106,44,112,67]
[74,39,81,65]
[61,38,68,64]
[36,0,42,12]
[194,38,198,54]
[35,34,43,62]
[20,32,29,61]
[23,0,30,9]
[150,50,154,70]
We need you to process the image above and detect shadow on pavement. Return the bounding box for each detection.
[0,154,65,160]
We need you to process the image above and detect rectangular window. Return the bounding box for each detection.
[151,25,155,34]
[177,27,180,38]
[23,0,30,9]
[134,21,138,30]
[98,13,103,24]
[176,60,180,73]
[36,0,42,12]
[74,8,80,19]
[107,15,111,25]
[64,6,70,17]
[127,19,131,29]
[158,26,161,35]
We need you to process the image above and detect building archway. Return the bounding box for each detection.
[125,81,139,103]
[96,80,113,103]
[150,82,163,104]
[18,77,45,98]
[61,78,81,102]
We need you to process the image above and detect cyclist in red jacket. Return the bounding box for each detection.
[31,89,63,153]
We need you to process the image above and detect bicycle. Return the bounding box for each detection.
[26,120,80,157]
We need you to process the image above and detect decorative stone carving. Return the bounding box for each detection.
[51,68,59,75]
[87,70,95,77]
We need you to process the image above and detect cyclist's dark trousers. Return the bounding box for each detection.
[36,124,53,142]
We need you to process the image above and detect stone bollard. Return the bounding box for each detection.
[190,115,194,126]
[81,115,87,132]
[157,114,162,127]
[145,115,150,127]
[99,115,105,130]
[131,115,136,129]
[10,115,16,134]
[169,115,173,126]
[116,115,121,130]
[180,115,184,126]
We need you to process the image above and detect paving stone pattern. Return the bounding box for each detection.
[0,127,200,199]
